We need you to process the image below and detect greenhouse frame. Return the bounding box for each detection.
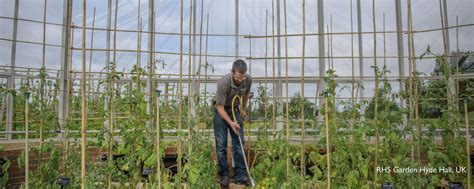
[0,0,473,188]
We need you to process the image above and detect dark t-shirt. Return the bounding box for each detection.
[215,73,252,107]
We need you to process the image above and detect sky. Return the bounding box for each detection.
[0,0,473,100]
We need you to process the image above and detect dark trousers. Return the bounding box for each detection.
[213,107,247,180]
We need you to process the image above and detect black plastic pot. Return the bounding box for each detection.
[448,182,464,189]
[56,177,71,189]
[141,167,153,177]
[381,182,396,189]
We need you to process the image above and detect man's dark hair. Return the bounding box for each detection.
[231,59,247,73]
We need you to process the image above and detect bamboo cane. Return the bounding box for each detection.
[204,14,209,107]
[283,0,290,180]
[178,0,184,187]
[88,7,96,106]
[264,9,268,139]
[271,0,277,138]
[64,21,74,178]
[350,0,355,144]
[136,0,142,127]
[38,1,48,181]
[300,0,306,185]
[39,0,47,147]
[156,94,161,187]
[197,0,204,97]
[330,15,337,147]
[408,0,420,166]
[463,98,471,188]
[372,0,380,184]
[455,16,461,134]
[80,0,87,188]
[107,0,119,188]
[439,0,453,146]
[24,90,29,189]
[325,81,331,188]
[186,0,193,170]
[247,34,252,162]
[407,0,415,163]
[136,0,142,87]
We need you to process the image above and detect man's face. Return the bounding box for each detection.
[233,71,247,86]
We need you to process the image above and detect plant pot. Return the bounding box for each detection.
[448,182,464,189]
[141,167,153,177]
[56,177,71,186]
[381,182,396,189]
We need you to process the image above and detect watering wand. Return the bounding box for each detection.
[231,95,256,187]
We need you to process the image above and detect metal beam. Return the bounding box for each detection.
[356,0,364,114]
[235,0,239,58]
[276,0,283,109]
[442,0,450,56]
[316,0,325,109]
[147,0,155,116]
[106,0,112,69]
[58,0,72,139]
[6,0,20,140]
[395,0,405,104]
[190,0,197,119]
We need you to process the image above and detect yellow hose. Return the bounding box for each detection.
[231,95,242,123]
[230,94,256,186]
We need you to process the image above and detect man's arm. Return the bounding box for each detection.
[217,104,239,134]
[217,104,233,125]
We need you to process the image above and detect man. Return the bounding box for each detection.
[214,59,252,187]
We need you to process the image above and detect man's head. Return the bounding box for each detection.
[231,59,247,86]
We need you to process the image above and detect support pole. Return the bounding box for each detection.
[441,0,450,56]
[87,7,96,110]
[283,0,290,180]
[395,0,405,102]
[156,94,161,187]
[317,0,325,118]
[235,0,239,58]
[190,0,198,120]
[300,0,306,185]
[80,0,87,188]
[276,0,282,105]
[103,0,112,140]
[6,0,19,140]
[147,0,155,128]
[463,98,471,189]
[24,90,29,189]
[178,0,184,187]
[356,0,364,116]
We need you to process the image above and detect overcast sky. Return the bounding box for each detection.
[0,0,473,99]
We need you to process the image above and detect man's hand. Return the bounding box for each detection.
[229,121,240,134]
